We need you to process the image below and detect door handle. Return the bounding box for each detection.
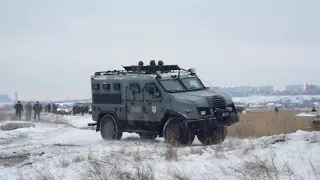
[131,102,134,104]
[148,102,152,105]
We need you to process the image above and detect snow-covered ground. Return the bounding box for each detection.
[232,95,320,104]
[1,113,320,180]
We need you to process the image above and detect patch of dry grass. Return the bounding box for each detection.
[37,113,72,126]
[75,151,155,180]
[218,149,298,180]
[228,110,311,138]
[0,110,14,121]
[161,145,178,161]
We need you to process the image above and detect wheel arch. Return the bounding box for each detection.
[160,110,187,125]
[159,110,187,136]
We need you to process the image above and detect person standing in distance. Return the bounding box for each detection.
[33,101,42,121]
[47,103,52,113]
[25,102,33,121]
[14,101,24,120]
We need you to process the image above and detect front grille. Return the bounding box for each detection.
[211,95,226,108]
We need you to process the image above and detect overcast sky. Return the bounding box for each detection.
[0,0,319,101]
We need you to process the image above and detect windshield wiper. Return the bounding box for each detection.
[168,89,186,93]
[187,87,206,91]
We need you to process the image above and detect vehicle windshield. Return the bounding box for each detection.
[159,77,206,92]
[58,105,68,109]
[181,77,205,91]
[159,79,186,92]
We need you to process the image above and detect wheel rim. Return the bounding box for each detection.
[101,117,116,140]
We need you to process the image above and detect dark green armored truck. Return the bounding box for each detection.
[88,60,240,146]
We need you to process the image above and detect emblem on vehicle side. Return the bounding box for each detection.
[152,106,156,113]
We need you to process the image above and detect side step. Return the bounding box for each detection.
[88,123,97,126]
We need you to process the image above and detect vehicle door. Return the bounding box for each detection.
[144,83,164,121]
[126,83,145,121]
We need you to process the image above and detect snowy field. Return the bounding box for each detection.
[232,95,320,104]
[1,113,320,180]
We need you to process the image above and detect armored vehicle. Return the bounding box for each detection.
[88,60,240,146]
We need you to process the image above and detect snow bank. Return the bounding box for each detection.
[0,121,35,131]
[295,113,317,117]
[63,114,95,129]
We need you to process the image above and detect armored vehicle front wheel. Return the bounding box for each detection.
[163,118,195,146]
[139,133,158,140]
[100,115,122,140]
[197,126,227,145]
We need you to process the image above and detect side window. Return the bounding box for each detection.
[92,83,100,90]
[145,83,161,97]
[113,83,121,91]
[130,84,140,93]
[103,84,110,91]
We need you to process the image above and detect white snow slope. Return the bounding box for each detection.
[1,113,320,180]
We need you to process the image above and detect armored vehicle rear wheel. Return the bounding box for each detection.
[100,115,122,140]
[197,126,227,145]
[139,133,158,140]
[163,118,195,146]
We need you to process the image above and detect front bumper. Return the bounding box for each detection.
[186,111,240,129]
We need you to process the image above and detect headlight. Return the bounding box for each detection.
[200,111,206,116]
[227,107,233,111]
[66,110,69,112]
[57,108,60,111]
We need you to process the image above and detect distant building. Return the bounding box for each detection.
[0,94,12,103]
[233,86,258,93]
[305,84,318,94]
[259,86,274,94]
[213,86,259,96]
[286,85,304,92]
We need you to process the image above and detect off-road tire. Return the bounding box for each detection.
[163,117,195,146]
[100,115,122,140]
[197,126,227,145]
[139,133,158,140]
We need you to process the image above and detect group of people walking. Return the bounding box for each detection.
[14,101,43,121]
[72,104,90,116]
[14,101,92,121]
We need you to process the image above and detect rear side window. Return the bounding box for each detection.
[103,84,110,90]
[130,84,140,93]
[113,83,121,91]
[92,84,100,90]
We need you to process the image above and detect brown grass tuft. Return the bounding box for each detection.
[0,110,14,121]
[228,110,311,138]
[162,145,178,161]
[76,151,155,180]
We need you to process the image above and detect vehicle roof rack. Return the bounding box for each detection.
[122,65,181,74]
[94,70,128,76]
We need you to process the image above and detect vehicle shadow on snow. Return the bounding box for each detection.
[120,136,205,147]
[114,134,208,147]
[121,136,163,144]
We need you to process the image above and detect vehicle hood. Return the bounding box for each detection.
[170,89,233,106]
